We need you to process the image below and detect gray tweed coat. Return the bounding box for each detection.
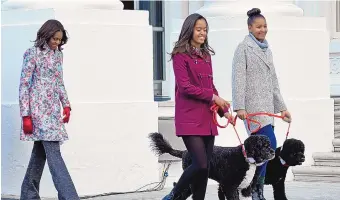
[232,35,287,133]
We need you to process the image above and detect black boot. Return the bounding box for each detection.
[257,182,266,200]
[251,177,266,200]
[251,184,261,200]
[162,189,185,200]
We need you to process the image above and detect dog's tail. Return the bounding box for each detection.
[148,132,184,158]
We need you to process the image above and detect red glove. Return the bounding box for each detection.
[63,107,71,123]
[23,116,33,134]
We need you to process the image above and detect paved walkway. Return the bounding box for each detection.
[83,181,340,200]
[3,181,339,200]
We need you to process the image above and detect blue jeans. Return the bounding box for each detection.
[20,141,79,200]
[251,124,277,178]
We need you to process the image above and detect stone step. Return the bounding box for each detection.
[334,97,340,105]
[335,111,340,119]
[313,152,340,167]
[333,139,340,152]
[293,166,340,182]
[336,132,340,139]
[334,125,340,139]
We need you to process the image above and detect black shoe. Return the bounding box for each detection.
[251,186,260,200]
[257,182,266,200]
[162,191,175,200]
[162,189,184,200]
[251,183,266,200]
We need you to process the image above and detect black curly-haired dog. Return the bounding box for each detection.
[218,138,305,200]
[148,132,275,200]
[261,138,305,200]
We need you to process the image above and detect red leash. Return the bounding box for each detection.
[210,105,291,158]
[210,104,232,128]
[243,112,291,140]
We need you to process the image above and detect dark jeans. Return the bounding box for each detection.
[252,125,277,178]
[173,135,215,200]
[20,141,79,200]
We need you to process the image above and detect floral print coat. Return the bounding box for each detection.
[19,44,70,141]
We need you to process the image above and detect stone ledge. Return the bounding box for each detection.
[293,166,340,175]
[313,152,340,160]
[158,101,175,108]
[313,152,340,167]
[335,111,340,118]
[334,98,340,105]
[335,125,340,132]
[158,154,182,163]
[293,166,340,182]
[333,139,340,152]
[333,139,340,147]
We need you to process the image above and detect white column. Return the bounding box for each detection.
[2,0,124,10]
[196,0,303,17]
[188,0,204,14]
[167,0,334,183]
[2,0,159,197]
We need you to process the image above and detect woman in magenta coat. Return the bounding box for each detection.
[162,13,232,200]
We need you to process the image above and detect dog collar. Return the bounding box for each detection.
[246,157,266,166]
[279,156,289,167]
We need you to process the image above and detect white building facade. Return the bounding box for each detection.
[1,0,339,198]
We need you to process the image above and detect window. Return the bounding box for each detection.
[136,0,167,100]
[121,0,134,10]
[122,0,168,100]
[332,0,340,38]
[137,1,165,81]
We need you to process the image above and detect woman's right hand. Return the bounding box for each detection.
[213,95,229,109]
[236,109,247,120]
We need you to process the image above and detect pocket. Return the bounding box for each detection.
[198,73,213,89]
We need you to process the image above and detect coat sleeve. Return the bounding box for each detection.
[272,66,287,113]
[19,48,36,117]
[57,53,71,109]
[232,44,247,112]
[173,53,214,102]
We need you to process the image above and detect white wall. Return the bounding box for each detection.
[1,6,159,197]
[295,0,340,95]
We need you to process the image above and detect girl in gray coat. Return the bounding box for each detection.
[231,8,292,200]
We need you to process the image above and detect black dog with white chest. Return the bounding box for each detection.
[218,138,305,200]
[149,132,275,200]
[262,138,305,200]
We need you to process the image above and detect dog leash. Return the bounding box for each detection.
[210,105,291,159]
[242,112,291,141]
[210,104,232,128]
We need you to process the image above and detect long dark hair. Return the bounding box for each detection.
[34,19,68,51]
[170,13,215,60]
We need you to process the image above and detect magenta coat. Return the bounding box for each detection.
[173,52,228,136]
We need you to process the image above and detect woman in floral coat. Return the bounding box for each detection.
[19,19,79,200]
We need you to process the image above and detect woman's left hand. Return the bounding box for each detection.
[281,110,292,123]
[224,112,235,126]
[63,107,71,123]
